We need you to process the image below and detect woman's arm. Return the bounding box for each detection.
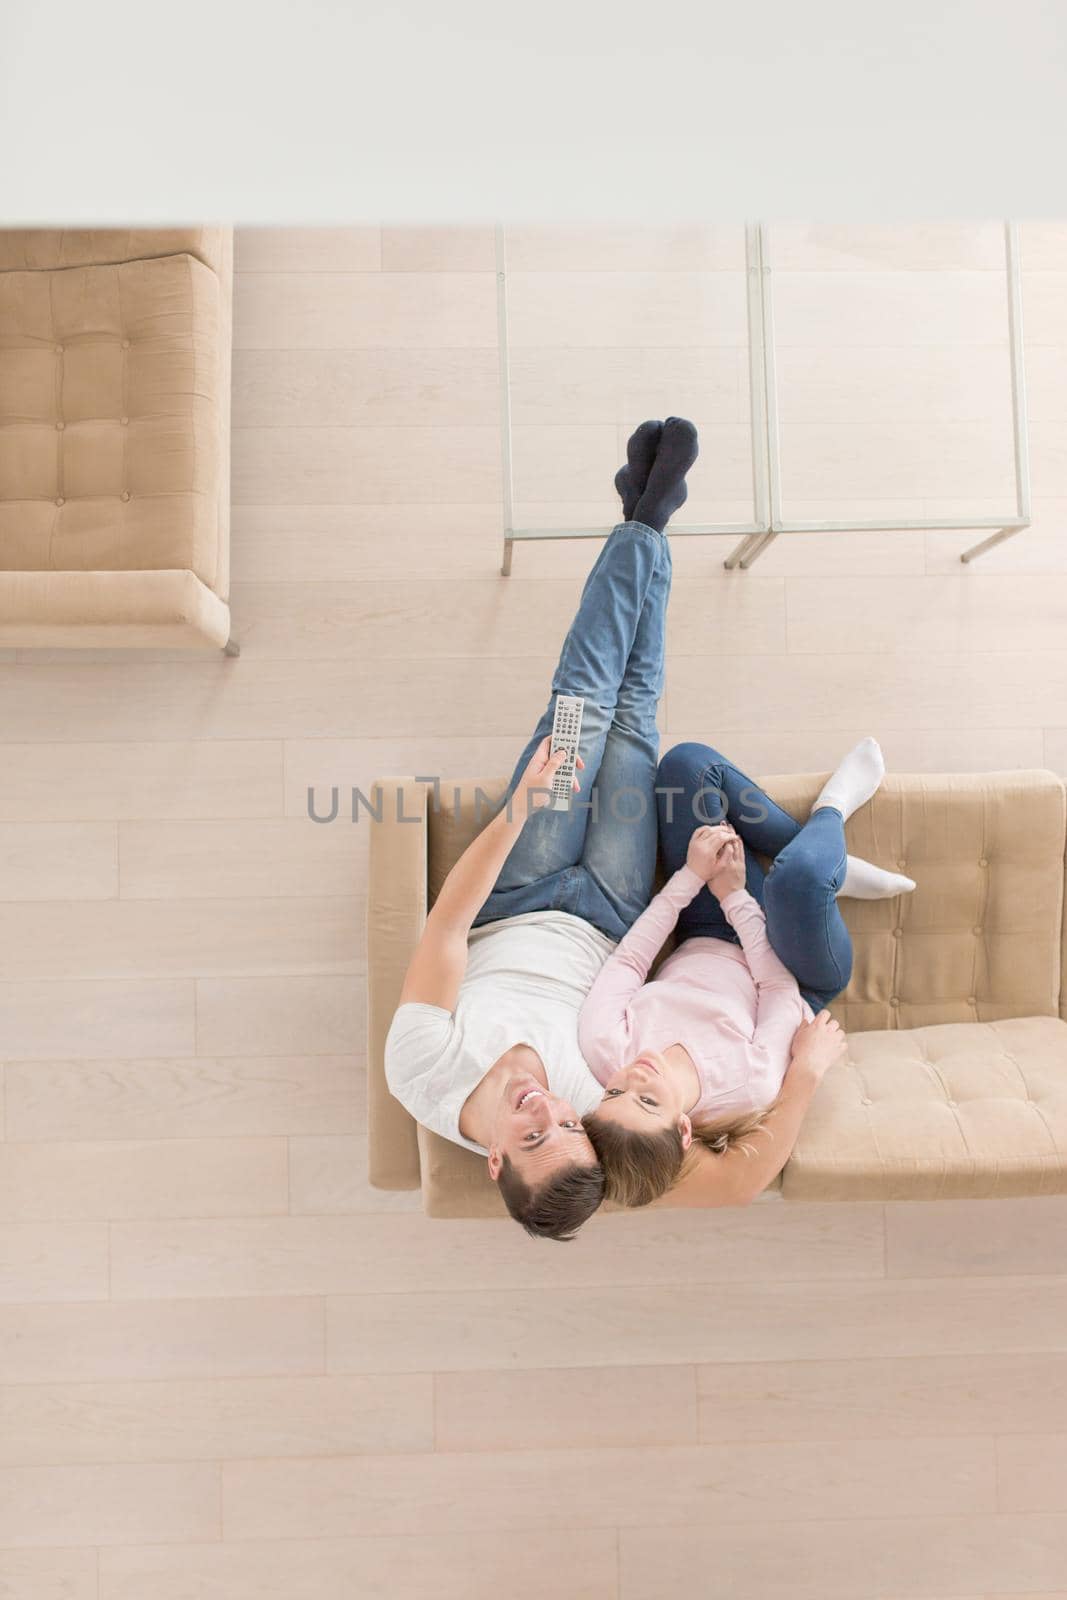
[600,824,733,989]
[579,826,732,1073]
[599,864,705,987]
[653,1011,847,1207]
[398,739,576,1012]
[705,836,806,1061]
[718,887,807,1058]
[578,862,704,1070]
[718,888,798,993]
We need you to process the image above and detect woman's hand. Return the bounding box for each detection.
[706,833,746,900]
[512,736,584,819]
[788,1010,847,1084]
[686,823,734,881]
[660,1008,847,1209]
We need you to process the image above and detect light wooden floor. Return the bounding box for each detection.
[3,224,1067,1599]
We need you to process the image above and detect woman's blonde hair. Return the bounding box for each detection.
[689,1103,775,1160]
[583,1101,776,1209]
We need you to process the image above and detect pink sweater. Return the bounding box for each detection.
[578,865,812,1120]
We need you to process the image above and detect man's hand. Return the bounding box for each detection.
[706,833,746,901]
[512,736,585,819]
[788,1010,847,1083]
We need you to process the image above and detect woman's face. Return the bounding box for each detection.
[597,1051,692,1144]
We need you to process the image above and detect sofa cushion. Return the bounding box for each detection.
[0,253,222,589]
[783,1016,1067,1200]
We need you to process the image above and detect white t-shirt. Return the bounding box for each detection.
[385,910,616,1154]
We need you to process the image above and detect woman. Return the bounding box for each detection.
[578,738,916,1207]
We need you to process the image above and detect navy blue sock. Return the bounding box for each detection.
[614,420,663,522]
[632,416,700,533]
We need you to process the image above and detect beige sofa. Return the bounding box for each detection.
[0,228,234,649]
[368,769,1067,1214]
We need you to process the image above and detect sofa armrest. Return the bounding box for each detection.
[0,227,230,275]
[0,571,230,650]
[366,778,430,1190]
[1062,822,1067,1025]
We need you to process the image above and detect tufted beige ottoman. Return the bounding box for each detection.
[367,769,1067,1212]
[0,228,233,649]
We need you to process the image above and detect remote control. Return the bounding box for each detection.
[548,694,584,812]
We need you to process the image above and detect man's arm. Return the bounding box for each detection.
[398,739,574,1013]
[653,1011,847,1208]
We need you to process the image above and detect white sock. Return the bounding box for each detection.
[813,737,885,822]
[839,855,916,900]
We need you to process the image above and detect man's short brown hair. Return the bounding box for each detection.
[496,1154,606,1240]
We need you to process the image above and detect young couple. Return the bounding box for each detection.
[386,418,915,1240]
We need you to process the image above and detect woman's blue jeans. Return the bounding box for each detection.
[474,521,670,942]
[656,742,854,1011]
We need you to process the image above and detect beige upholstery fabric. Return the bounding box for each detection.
[755,770,1065,1033]
[0,228,232,648]
[784,1016,1067,1200]
[418,1123,509,1219]
[211,230,233,605]
[366,780,428,1190]
[367,768,1067,1210]
[0,570,230,649]
[0,254,221,583]
[0,228,227,276]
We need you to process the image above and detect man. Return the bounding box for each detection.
[386,418,694,1238]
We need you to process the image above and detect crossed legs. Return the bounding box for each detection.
[475,420,697,941]
[657,742,854,1009]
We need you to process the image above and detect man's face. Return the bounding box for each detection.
[485,1070,599,1184]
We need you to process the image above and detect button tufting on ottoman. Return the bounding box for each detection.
[0,228,233,649]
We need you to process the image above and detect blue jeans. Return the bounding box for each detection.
[656,742,853,1010]
[474,521,670,942]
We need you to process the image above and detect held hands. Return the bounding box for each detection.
[687,824,746,900]
[788,1010,848,1083]
[512,735,584,818]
